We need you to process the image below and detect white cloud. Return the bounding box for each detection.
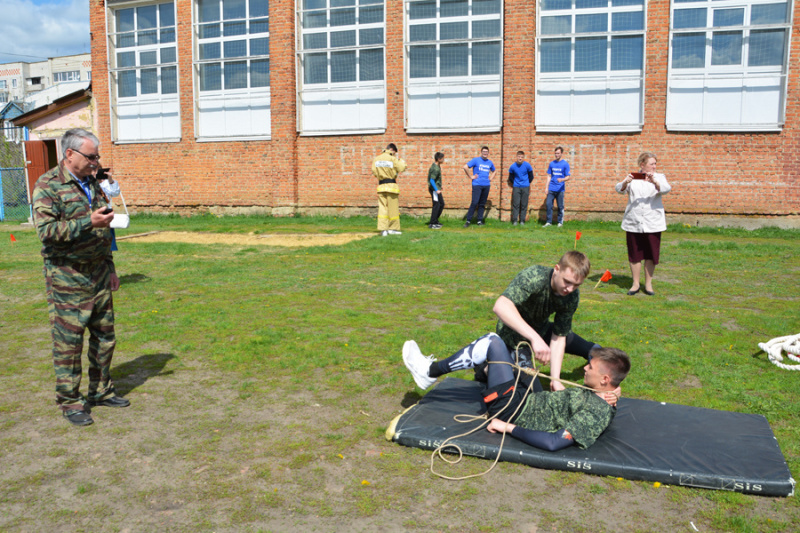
[0,0,90,64]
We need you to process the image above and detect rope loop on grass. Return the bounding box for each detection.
[758,334,800,371]
[429,342,608,480]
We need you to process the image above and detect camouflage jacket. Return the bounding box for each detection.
[513,388,614,449]
[32,161,114,271]
[496,265,579,349]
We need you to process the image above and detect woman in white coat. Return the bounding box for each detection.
[615,152,671,296]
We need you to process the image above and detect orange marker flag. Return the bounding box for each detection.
[594,269,612,289]
[10,234,17,242]
[574,231,582,249]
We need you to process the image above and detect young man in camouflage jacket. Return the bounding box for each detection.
[403,333,630,450]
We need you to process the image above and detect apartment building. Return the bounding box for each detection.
[0,54,91,104]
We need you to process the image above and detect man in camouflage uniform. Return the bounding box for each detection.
[492,250,597,391]
[33,128,129,427]
[403,333,630,450]
[404,251,604,394]
[372,143,407,236]
[483,345,630,450]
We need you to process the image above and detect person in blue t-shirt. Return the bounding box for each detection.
[462,146,496,228]
[508,150,534,226]
[544,146,571,227]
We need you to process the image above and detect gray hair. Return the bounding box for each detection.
[61,129,99,158]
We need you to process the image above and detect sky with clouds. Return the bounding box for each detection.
[0,0,90,65]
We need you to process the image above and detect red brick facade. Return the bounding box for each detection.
[90,0,799,222]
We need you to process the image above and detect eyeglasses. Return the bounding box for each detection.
[72,149,101,162]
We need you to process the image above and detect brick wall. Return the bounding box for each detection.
[90,0,800,221]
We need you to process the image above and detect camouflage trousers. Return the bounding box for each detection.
[44,260,116,411]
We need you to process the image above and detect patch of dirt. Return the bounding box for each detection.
[676,375,703,388]
[722,319,744,331]
[119,231,376,247]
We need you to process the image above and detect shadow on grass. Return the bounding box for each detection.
[588,273,634,291]
[119,273,151,284]
[401,391,422,408]
[114,352,176,396]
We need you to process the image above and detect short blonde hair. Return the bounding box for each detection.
[637,152,657,168]
[558,251,590,280]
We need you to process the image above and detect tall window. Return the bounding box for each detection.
[667,0,791,131]
[405,0,502,132]
[194,0,271,139]
[297,0,386,134]
[536,0,645,132]
[54,71,81,83]
[108,2,180,142]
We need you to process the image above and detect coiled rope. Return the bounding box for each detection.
[429,342,611,480]
[758,334,800,371]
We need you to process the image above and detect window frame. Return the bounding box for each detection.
[535,0,647,133]
[404,0,504,133]
[192,0,272,141]
[666,0,792,132]
[106,1,181,144]
[54,71,81,83]
[295,0,388,136]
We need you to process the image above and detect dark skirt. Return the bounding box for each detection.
[626,231,661,264]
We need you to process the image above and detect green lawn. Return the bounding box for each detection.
[1,214,798,532]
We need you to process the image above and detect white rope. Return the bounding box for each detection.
[428,342,616,480]
[758,334,800,371]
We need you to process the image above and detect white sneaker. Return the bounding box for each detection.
[557,223,563,227]
[402,340,436,390]
[381,230,389,237]
[388,230,402,235]
[543,222,551,227]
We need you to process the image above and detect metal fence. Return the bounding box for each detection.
[1,126,29,221]
[0,167,29,221]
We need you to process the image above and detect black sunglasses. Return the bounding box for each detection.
[72,149,101,162]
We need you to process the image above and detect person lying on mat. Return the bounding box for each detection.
[403,333,630,450]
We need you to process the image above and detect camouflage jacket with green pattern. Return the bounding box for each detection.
[32,162,114,271]
[513,388,614,449]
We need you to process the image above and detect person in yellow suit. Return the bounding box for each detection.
[372,143,407,236]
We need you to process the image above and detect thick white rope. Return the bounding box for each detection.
[758,334,800,371]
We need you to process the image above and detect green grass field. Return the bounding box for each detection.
[1,214,798,532]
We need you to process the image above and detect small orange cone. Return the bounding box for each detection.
[10,234,17,242]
